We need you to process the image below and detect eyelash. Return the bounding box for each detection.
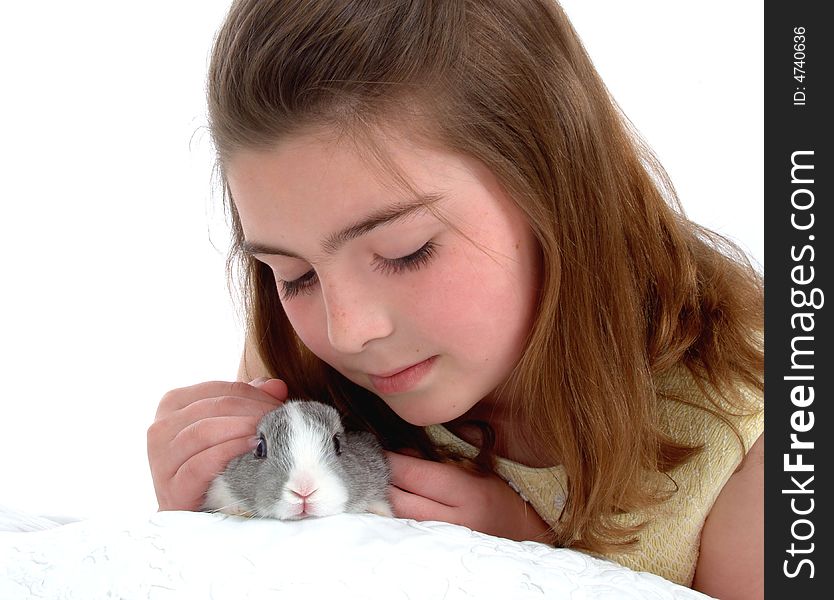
[277,241,439,301]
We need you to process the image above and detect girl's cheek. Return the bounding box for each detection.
[282,297,328,354]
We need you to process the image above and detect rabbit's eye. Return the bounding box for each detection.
[333,434,342,456]
[254,435,267,459]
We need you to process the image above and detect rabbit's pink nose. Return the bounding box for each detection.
[291,486,318,517]
[291,483,318,499]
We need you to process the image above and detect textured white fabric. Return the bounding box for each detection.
[0,507,713,599]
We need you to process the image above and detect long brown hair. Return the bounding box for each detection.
[206,0,763,553]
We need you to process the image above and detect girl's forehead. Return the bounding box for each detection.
[225,127,484,211]
[227,130,527,262]
[227,121,463,178]
[225,133,429,249]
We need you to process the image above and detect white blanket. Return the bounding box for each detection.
[0,507,712,599]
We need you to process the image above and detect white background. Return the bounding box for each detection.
[0,1,763,520]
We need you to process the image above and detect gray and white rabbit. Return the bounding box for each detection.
[202,399,393,519]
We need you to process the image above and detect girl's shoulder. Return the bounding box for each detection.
[609,369,763,585]
[653,366,763,451]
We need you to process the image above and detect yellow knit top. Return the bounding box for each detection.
[425,368,764,586]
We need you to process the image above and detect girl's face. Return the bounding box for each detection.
[226,128,540,426]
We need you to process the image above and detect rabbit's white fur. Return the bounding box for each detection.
[203,400,392,519]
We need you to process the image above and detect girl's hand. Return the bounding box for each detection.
[386,451,552,543]
[147,378,288,511]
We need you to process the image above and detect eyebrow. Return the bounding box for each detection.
[241,193,444,259]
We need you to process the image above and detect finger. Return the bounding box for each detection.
[149,393,281,454]
[164,415,262,478]
[173,393,281,432]
[251,378,289,401]
[157,380,284,415]
[385,452,468,506]
[388,485,456,522]
[168,436,258,511]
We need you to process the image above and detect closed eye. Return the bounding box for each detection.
[372,240,438,276]
[278,269,317,300]
[276,241,439,301]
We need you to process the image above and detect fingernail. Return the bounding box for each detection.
[249,377,269,386]
[247,436,261,450]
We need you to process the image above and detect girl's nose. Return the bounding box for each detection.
[321,279,394,354]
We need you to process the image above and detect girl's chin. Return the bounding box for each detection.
[382,395,474,428]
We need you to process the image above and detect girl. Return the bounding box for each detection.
[147,1,764,598]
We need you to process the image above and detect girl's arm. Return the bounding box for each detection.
[692,433,764,599]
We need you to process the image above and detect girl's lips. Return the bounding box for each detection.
[368,356,437,395]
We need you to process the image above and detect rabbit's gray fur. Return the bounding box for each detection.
[203,399,392,519]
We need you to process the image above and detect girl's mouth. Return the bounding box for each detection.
[368,356,437,395]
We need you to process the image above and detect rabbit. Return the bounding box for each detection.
[202,399,393,520]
